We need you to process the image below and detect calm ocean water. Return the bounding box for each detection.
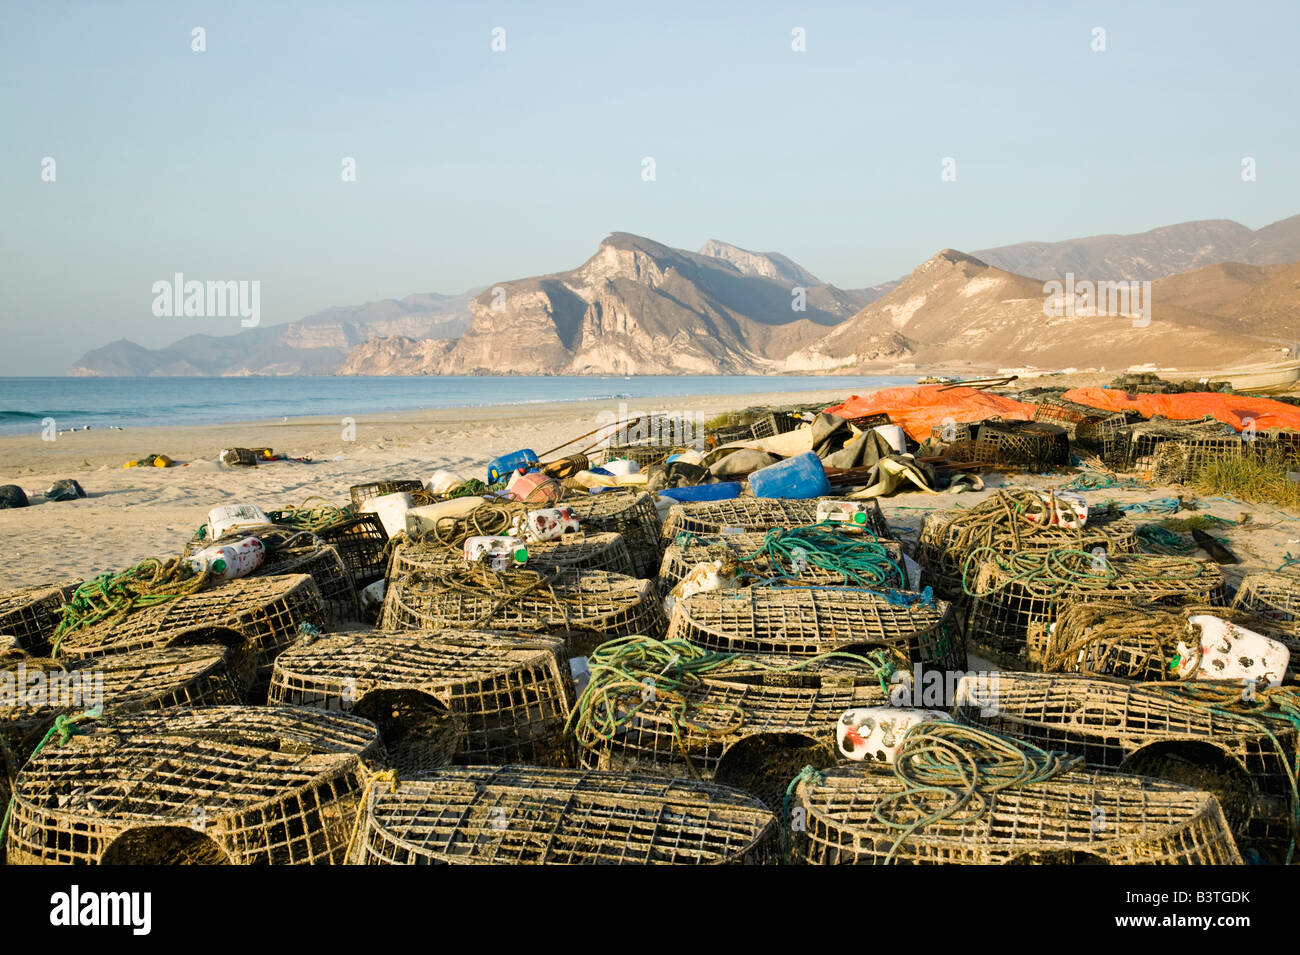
[0,375,915,436]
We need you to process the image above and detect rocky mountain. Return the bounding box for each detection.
[785,249,1280,372]
[70,292,475,376]
[973,214,1300,282]
[343,233,866,376]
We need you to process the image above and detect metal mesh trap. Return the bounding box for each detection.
[955,672,1295,857]
[970,419,1071,470]
[269,629,574,767]
[5,706,381,865]
[1231,572,1300,631]
[750,411,804,440]
[1151,435,1244,484]
[658,531,906,591]
[390,531,636,579]
[660,497,891,543]
[562,490,662,578]
[790,766,1241,865]
[0,584,74,657]
[1115,417,1233,473]
[964,553,1223,665]
[381,567,666,639]
[667,587,965,674]
[54,574,326,699]
[345,765,778,865]
[593,445,689,469]
[1032,397,1129,450]
[349,480,431,510]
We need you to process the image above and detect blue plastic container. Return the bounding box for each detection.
[656,482,743,504]
[748,452,830,499]
[487,448,539,485]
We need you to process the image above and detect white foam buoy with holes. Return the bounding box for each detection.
[1175,615,1289,686]
[837,707,953,763]
[187,536,265,582]
[512,507,579,542]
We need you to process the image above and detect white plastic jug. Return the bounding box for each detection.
[601,459,640,476]
[513,507,579,542]
[426,470,465,496]
[815,499,874,528]
[1175,615,1290,686]
[837,706,953,763]
[463,535,528,571]
[188,536,265,581]
[206,504,270,539]
[362,492,415,538]
[359,579,386,613]
[405,496,488,537]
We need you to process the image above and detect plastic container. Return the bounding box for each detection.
[665,559,736,617]
[206,504,270,539]
[869,424,908,454]
[815,500,873,527]
[514,507,579,542]
[363,492,415,537]
[1175,615,1290,686]
[487,449,539,485]
[359,579,386,614]
[837,707,952,763]
[404,496,487,537]
[507,470,561,504]
[656,482,743,504]
[601,459,640,476]
[463,535,529,571]
[187,536,265,581]
[426,470,465,496]
[748,452,830,500]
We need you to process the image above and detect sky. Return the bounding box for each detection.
[2,0,1298,375]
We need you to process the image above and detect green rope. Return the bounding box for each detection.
[961,546,1211,600]
[1137,523,1195,554]
[52,558,212,652]
[0,708,100,848]
[735,523,906,589]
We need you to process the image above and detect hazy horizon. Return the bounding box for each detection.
[4,0,1299,375]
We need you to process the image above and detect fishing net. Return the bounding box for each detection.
[345,765,778,865]
[269,630,574,767]
[5,706,381,865]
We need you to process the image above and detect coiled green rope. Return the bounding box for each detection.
[736,523,905,589]
[52,558,212,652]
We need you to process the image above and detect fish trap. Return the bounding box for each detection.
[1029,600,1300,681]
[1231,572,1300,631]
[381,567,666,640]
[658,531,906,591]
[269,630,574,767]
[846,412,893,432]
[917,492,1139,603]
[573,650,890,794]
[562,490,662,577]
[349,480,432,510]
[1032,397,1128,449]
[0,584,74,656]
[345,765,778,865]
[1151,435,1244,483]
[709,424,756,446]
[660,497,891,543]
[5,706,382,865]
[1115,417,1232,473]
[790,766,1241,865]
[964,552,1223,665]
[310,513,390,586]
[1248,429,1300,466]
[970,419,1070,470]
[54,574,326,699]
[667,587,965,674]
[594,445,688,469]
[955,672,1295,857]
[750,411,804,440]
[390,531,636,579]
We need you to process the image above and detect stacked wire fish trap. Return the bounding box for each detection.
[1032,396,1130,453]
[658,528,906,592]
[559,490,663,578]
[667,586,965,676]
[391,531,635,579]
[790,766,1241,865]
[349,480,432,510]
[52,574,326,698]
[1112,416,1235,475]
[917,490,1140,604]
[593,445,688,469]
[1151,433,1244,484]
[963,552,1223,665]
[269,507,391,587]
[380,567,666,647]
[570,637,891,792]
[969,419,1071,470]
[749,411,804,440]
[660,497,891,543]
[345,765,779,865]
[5,707,381,865]
[0,584,74,656]
[269,630,574,768]
[1231,572,1300,632]
[954,672,1298,859]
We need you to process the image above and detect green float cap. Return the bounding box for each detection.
[514,547,529,563]
[211,558,227,574]
[853,511,867,524]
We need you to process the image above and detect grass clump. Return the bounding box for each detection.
[1194,452,1300,511]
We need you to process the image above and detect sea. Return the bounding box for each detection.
[0,375,916,437]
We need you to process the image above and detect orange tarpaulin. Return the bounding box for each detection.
[1062,388,1300,433]
[825,386,1037,441]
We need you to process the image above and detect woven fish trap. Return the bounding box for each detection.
[964,553,1223,665]
[1032,397,1129,449]
[381,567,666,639]
[349,480,432,510]
[954,672,1296,857]
[970,419,1071,470]
[660,497,891,543]
[5,706,382,865]
[1151,435,1244,484]
[269,630,574,767]
[562,490,662,578]
[573,648,892,792]
[1118,417,1232,473]
[54,574,325,700]
[389,531,636,579]
[0,584,75,657]
[307,513,389,586]
[658,531,906,591]
[918,496,1140,602]
[1248,429,1300,466]
[709,423,757,446]
[667,587,966,675]
[1029,600,1300,681]
[345,764,778,865]
[790,766,1241,865]
[593,445,689,469]
[750,411,804,440]
[1231,572,1300,631]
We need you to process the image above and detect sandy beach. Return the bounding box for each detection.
[4,382,1297,598]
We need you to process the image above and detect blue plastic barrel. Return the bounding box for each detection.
[748,452,830,499]
[487,448,539,484]
[656,482,743,503]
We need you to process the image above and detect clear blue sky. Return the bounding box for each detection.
[2,0,1297,375]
